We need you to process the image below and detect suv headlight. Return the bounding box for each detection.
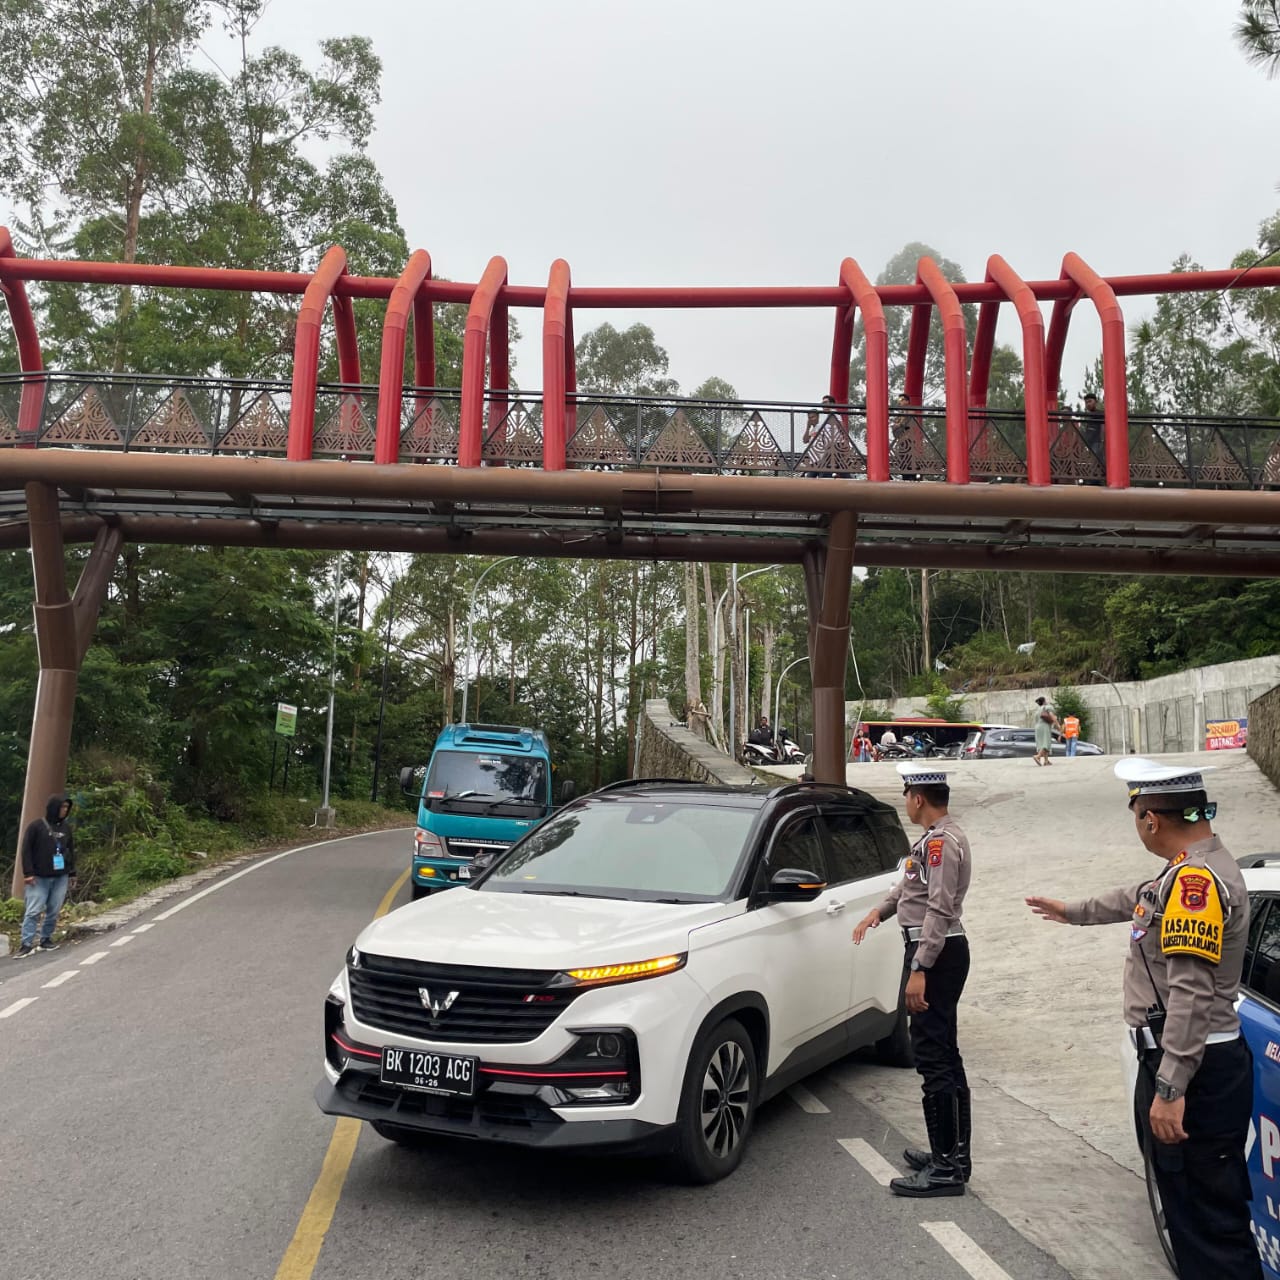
[560,953,687,989]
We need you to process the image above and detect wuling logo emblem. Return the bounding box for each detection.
[1179,874,1211,913]
[419,988,459,1018]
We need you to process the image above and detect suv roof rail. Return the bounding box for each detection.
[591,777,708,795]
[1237,852,1280,869]
[766,781,856,799]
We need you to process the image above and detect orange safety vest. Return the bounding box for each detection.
[1063,715,1080,738]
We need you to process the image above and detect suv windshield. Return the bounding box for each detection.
[479,797,758,902]
[426,752,548,808]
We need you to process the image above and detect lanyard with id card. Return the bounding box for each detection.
[52,835,65,872]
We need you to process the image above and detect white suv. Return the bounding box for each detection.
[316,779,912,1182]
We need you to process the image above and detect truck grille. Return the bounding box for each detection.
[348,954,581,1044]
[442,837,511,861]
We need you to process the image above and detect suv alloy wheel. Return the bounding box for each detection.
[670,1017,758,1184]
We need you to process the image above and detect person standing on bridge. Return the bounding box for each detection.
[852,764,971,1198]
[1026,759,1260,1280]
[15,794,78,959]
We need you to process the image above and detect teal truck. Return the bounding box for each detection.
[399,723,567,899]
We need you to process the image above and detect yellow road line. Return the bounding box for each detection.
[273,864,410,1280]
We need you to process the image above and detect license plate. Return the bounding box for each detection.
[458,865,472,880]
[380,1046,477,1097]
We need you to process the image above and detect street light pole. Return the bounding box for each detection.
[461,556,519,725]
[774,654,810,750]
[370,584,395,803]
[320,554,342,823]
[1090,669,1129,755]
[723,563,782,757]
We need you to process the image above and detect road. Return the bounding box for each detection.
[0,824,1079,1280]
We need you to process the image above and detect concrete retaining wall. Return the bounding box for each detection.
[1249,685,1280,789]
[860,655,1280,755]
[636,698,758,786]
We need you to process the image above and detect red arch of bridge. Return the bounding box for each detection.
[0,228,44,445]
[904,257,970,484]
[1045,252,1130,488]
[374,248,434,465]
[287,245,362,461]
[971,254,1051,487]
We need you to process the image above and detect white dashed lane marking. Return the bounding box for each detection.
[921,1222,1014,1280]
[0,997,38,1019]
[837,1137,898,1186]
[109,934,135,948]
[80,951,110,965]
[787,1084,830,1114]
[130,922,155,933]
[41,970,79,989]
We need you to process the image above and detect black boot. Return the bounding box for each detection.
[955,1085,972,1180]
[903,1086,972,1181]
[891,1091,964,1197]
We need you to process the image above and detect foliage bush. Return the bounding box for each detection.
[1049,685,1092,743]
[924,678,968,722]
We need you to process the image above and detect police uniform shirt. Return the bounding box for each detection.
[876,813,971,968]
[1064,835,1248,1093]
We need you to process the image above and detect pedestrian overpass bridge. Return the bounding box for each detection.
[3,233,1280,825]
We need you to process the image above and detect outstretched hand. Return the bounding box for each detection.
[1025,896,1069,924]
[852,908,881,944]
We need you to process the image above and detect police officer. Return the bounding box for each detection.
[853,763,971,1197]
[1027,758,1260,1280]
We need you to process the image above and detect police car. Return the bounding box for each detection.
[1137,853,1280,1277]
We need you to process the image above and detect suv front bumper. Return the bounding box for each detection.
[315,1070,673,1155]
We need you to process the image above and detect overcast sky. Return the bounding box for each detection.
[235,0,1278,403]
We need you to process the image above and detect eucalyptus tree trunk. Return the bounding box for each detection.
[684,563,701,710]
[760,622,776,721]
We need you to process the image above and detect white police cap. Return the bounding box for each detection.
[896,763,951,787]
[1113,755,1215,800]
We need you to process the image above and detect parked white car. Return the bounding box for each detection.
[317,778,913,1182]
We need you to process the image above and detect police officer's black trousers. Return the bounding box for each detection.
[907,936,969,1095]
[1136,1037,1261,1280]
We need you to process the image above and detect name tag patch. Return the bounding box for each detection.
[1160,867,1223,963]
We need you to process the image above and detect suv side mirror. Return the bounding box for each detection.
[762,867,827,903]
[559,779,577,804]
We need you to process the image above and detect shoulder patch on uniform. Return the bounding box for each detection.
[927,838,944,868]
[1160,865,1223,964]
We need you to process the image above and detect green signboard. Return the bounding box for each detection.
[275,702,298,738]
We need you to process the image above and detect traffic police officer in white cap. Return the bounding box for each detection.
[853,764,972,1197]
[1027,757,1260,1279]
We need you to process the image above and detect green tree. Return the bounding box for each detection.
[1236,1,1280,77]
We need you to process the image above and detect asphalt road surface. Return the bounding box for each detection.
[0,826,1075,1280]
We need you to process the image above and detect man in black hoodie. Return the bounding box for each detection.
[15,794,77,958]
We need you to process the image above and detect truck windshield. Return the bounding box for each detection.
[426,752,548,807]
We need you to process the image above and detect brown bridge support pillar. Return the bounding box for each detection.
[10,488,121,898]
[802,511,856,785]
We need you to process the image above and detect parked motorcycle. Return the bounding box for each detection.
[742,731,804,767]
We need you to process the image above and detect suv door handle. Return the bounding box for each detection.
[825,901,846,915]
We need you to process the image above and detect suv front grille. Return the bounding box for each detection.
[348,954,582,1044]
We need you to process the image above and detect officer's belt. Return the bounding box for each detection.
[902,924,966,943]
[1128,1026,1239,1051]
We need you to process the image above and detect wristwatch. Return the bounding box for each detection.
[909,958,927,973]
[1155,1078,1182,1102]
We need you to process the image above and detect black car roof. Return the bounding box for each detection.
[585,778,896,814]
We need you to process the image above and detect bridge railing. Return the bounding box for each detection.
[4,371,1279,488]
